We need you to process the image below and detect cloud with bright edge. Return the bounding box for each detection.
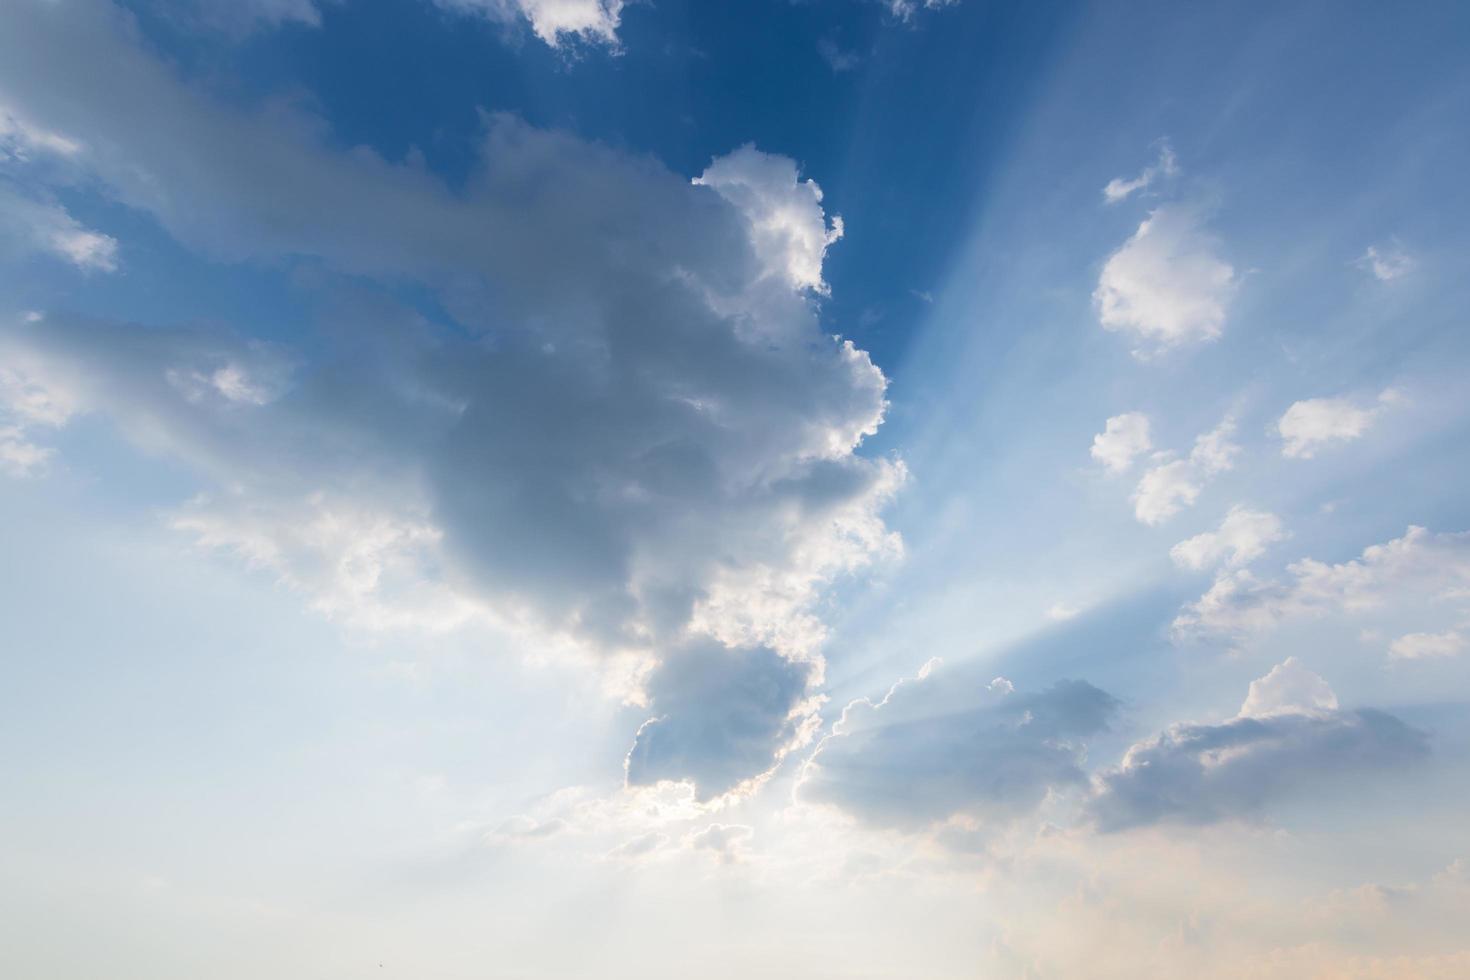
[1089,657,1428,830]
[1094,205,1236,354]
[1277,388,1399,458]
[797,660,1117,830]
[0,0,904,798]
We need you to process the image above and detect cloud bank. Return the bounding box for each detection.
[1090,658,1428,830]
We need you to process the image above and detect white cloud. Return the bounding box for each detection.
[1102,141,1179,204]
[1358,240,1413,281]
[694,144,844,296]
[1132,459,1198,525]
[1170,506,1286,570]
[1090,411,1152,473]
[435,0,625,49]
[171,492,492,634]
[1094,206,1236,354]
[0,184,117,271]
[1389,630,1465,661]
[886,0,960,21]
[0,361,77,477]
[1276,389,1398,458]
[1173,526,1470,644]
[1131,417,1239,525]
[1,104,82,159]
[1045,602,1081,622]
[1237,656,1338,718]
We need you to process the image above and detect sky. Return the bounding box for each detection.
[2,1,1470,977]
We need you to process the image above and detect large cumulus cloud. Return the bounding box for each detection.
[0,0,902,795]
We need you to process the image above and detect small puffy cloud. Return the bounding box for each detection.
[797,662,1117,830]
[695,145,844,295]
[1277,389,1398,458]
[1094,206,1236,354]
[1389,630,1465,661]
[1173,526,1470,644]
[1358,240,1413,282]
[624,641,822,801]
[0,184,117,271]
[1237,656,1339,718]
[1102,141,1179,204]
[436,0,625,49]
[1089,659,1428,830]
[1132,459,1199,525]
[1170,506,1286,571]
[1090,411,1152,473]
[1131,417,1239,525]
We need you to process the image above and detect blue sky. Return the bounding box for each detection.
[3,1,1470,977]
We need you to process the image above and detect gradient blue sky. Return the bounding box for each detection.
[3,1,1470,977]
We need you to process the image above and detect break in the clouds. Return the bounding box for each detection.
[1089,658,1428,830]
[1129,416,1239,525]
[1276,389,1399,458]
[1094,205,1236,354]
[798,661,1117,830]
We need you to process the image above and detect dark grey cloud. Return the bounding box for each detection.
[0,0,900,787]
[1089,668,1430,831]
[798,663,1118,828]
[625,641,818,800]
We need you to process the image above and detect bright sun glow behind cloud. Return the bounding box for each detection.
[2,1,1469,978]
